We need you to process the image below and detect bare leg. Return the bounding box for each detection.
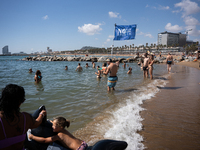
[107,86,110,92]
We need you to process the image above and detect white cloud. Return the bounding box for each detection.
[145,33,153,38]
[108,35,114,38]
[174,0,200,17]
[78,23,102,35]
[165,23,183,32]
[42,15,49,20]
[158,5,170,10]
[106,39,111,42]
[184,16,200,26]
[108,11,121,19]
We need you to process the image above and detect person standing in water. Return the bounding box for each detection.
[103,59,118,91]
[148,54,154,80]
[95,66,101,78]
[29,117,88,150]
[76,63,83,72]
[166,53,174,73]
[34,70,42,83]
[143,53,149,78]
[92,62,96,69]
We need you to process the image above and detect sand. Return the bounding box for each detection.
[139,63,200,150]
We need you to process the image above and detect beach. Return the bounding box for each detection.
[140,63,200,149]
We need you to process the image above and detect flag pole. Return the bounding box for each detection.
[111,40,114,58]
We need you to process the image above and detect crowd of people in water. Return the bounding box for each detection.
[0,52,174,149]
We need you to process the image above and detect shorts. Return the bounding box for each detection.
[107,76,118,88]
[143,66,148,71]
[167,61,172,64]
[77,141,88,150]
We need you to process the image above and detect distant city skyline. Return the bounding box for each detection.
[0,0,200,54]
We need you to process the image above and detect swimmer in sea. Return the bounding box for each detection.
[92,61,96,68]
[65,66,68,70]
[34,70,42,83]
[122,62,126,68]
[166,53,174,73]
[95,66,101,78]
[76,63,83,72]
[29,68,33,73]
[104,58,118,91]
[127,67,132,74]
[85,63,89,68]
[143,53,149,78]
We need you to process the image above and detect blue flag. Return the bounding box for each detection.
[113,24,137,40]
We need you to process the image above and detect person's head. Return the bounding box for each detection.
[36,70,41,76]
[168,53,171,55]
[106,58,112,65]
[0,84,25,121]
[52,117,70,132]
[78,63,81,66]
[29,68,32,72]
[129,67,132,71]
[86,63,88,66]
[150,54,154,60]
[103,63,107,67]
[97,66,100,70]
[65,66,68,70]
[144,53,148,58]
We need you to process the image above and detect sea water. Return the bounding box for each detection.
[0,55,169,150]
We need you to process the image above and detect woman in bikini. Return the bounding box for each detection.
[34,70,42,83]
[148,54,154,80]
[0,84,46,150]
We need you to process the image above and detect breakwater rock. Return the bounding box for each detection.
[21,55,195,63]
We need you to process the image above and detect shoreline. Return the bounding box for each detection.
[139,63,200,149]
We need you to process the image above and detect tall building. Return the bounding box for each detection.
[2,46,11,55]
[158,31,186,47]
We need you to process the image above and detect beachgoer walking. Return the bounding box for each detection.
[29,117,88,150]
[0,84,46,150]
[103,59,118,91]
[149,54,154,80]
[166,53,174,73]
[143,53,149,78]
[76,63,83,72]
[34,70,42,83]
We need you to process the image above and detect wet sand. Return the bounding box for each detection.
[140,64,200,150]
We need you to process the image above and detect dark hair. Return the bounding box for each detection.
[36,70,41,76]
[54,116,70,128]
[103,63,107,67]
[78,63,81,65]
[0,84,25,121]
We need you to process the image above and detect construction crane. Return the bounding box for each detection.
[185,29,192,36]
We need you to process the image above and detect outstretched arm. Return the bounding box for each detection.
[29,134,59,144]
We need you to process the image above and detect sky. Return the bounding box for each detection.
[0,0,200,54]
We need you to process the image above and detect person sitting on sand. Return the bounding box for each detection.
[76,63,83,72]
[0,84,46,150]
[29,117,88,150]
[92,62,95,69]
[34,70,42,83]
[104,59,118,91]
[85,63,89,68]
[95,66,101,78]
[65,66,68,70]
[127,67,132,74]
[143,53,149,78]
[166,53,174,73]
[29,68,33,73]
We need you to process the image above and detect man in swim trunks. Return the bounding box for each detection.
[166,53,174,73]
[103,58,118,91]
[143,53,149,78]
